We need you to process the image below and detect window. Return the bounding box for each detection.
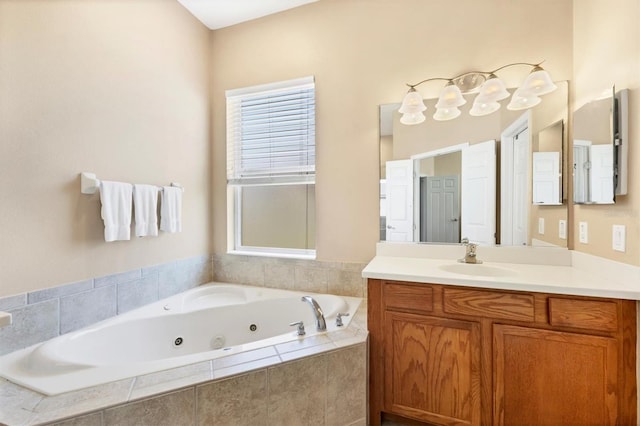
[226,76,316,258]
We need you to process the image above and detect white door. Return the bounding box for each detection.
[422,175,460,243]
[500,112,530,246]
[385,159,414,241]
[590,144,614,203]
[532,152,560,204]
[461,140,496,245]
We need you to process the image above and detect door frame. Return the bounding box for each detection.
[573,139,592,203]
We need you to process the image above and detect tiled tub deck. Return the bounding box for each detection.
[0,304,367,426]
[0,255,369,425]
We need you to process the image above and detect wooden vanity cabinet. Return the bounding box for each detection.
[368,279,637,426]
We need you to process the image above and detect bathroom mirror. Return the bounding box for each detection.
[380,81,568,247]
[573,87,629,204]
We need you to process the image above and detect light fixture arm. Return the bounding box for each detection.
[487,61,544,74]
[406,61,545,89]
[407,77,451,90]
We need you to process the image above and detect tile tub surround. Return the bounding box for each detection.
[212,254,368,298]
[0,255,212,356]
[0,304,368,426]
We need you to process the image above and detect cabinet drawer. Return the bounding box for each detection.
[444,288,534,321]
[548,298,618,332]
[383,282,433,313]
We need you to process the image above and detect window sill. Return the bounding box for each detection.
[227,249,316,260]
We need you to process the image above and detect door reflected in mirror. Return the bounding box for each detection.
[379,81,568,247]
[533,120,563,205]
[573,88,616,204]
[419,152,460,243]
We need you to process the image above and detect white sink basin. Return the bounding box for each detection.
[438,263,516,277]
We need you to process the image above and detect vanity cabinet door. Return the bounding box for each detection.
[494,324,618,426]
[384,311,481,426]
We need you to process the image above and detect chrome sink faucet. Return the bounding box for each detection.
[459,238,483,264]
[301,296,327,331]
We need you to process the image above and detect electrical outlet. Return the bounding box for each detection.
[612,225,626,252]
[559,220,567,240]
[538,218,545,235]
[579,221,588,244]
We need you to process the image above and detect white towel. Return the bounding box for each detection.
[160,186,182,233]
[133,184,159,237]
[99,181,133,242]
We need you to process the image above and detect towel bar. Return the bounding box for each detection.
[80,172,183,195]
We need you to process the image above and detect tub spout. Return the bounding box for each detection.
[301,296,327,332]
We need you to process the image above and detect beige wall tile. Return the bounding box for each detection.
[129,361,212,401]
[103,388,194,426]
[212,347,277,370]
[263,264,295,290]
[275,334,332,355]
[49,411,103,426]
[34,379,132,423]
[327,269,364,297]
[213,258,265,286]
[326,343,367,425]
[294,266,328,293]
[197,370,267,426]
[212,256,370,296]
[213,356,281,380]
[267,355,327,425]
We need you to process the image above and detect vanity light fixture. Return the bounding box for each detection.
[399,62,557,124]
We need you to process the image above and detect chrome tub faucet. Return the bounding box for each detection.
[301,296,327,331]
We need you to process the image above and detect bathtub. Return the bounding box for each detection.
[0,283,361,396]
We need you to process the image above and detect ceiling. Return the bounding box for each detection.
[177,0,319,30]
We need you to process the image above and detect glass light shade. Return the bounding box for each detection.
[507,89,541,110]
[433,107,461,121]
[399,89,426,114]
[521,66,557,96]
[435,82,466,109]
[469,100,501,116]
[400,111,426,125]
[475,74,510,103]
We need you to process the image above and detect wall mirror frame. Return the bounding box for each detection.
[379,81,569,247]
[572,86,629,205]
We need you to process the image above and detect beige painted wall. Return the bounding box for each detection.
[434,152,462,177]
[379,135,393,179]
[0,0,211,297]
[572,0,640,265]
[209,0,573,262]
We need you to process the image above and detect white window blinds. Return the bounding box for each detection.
[226,76,315,185]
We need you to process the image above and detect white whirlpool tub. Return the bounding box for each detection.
[0,283,362,396]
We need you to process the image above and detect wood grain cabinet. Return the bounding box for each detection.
[384,312,481,425]
[368,279,637,426]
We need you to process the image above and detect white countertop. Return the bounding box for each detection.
[363,244,640,300]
